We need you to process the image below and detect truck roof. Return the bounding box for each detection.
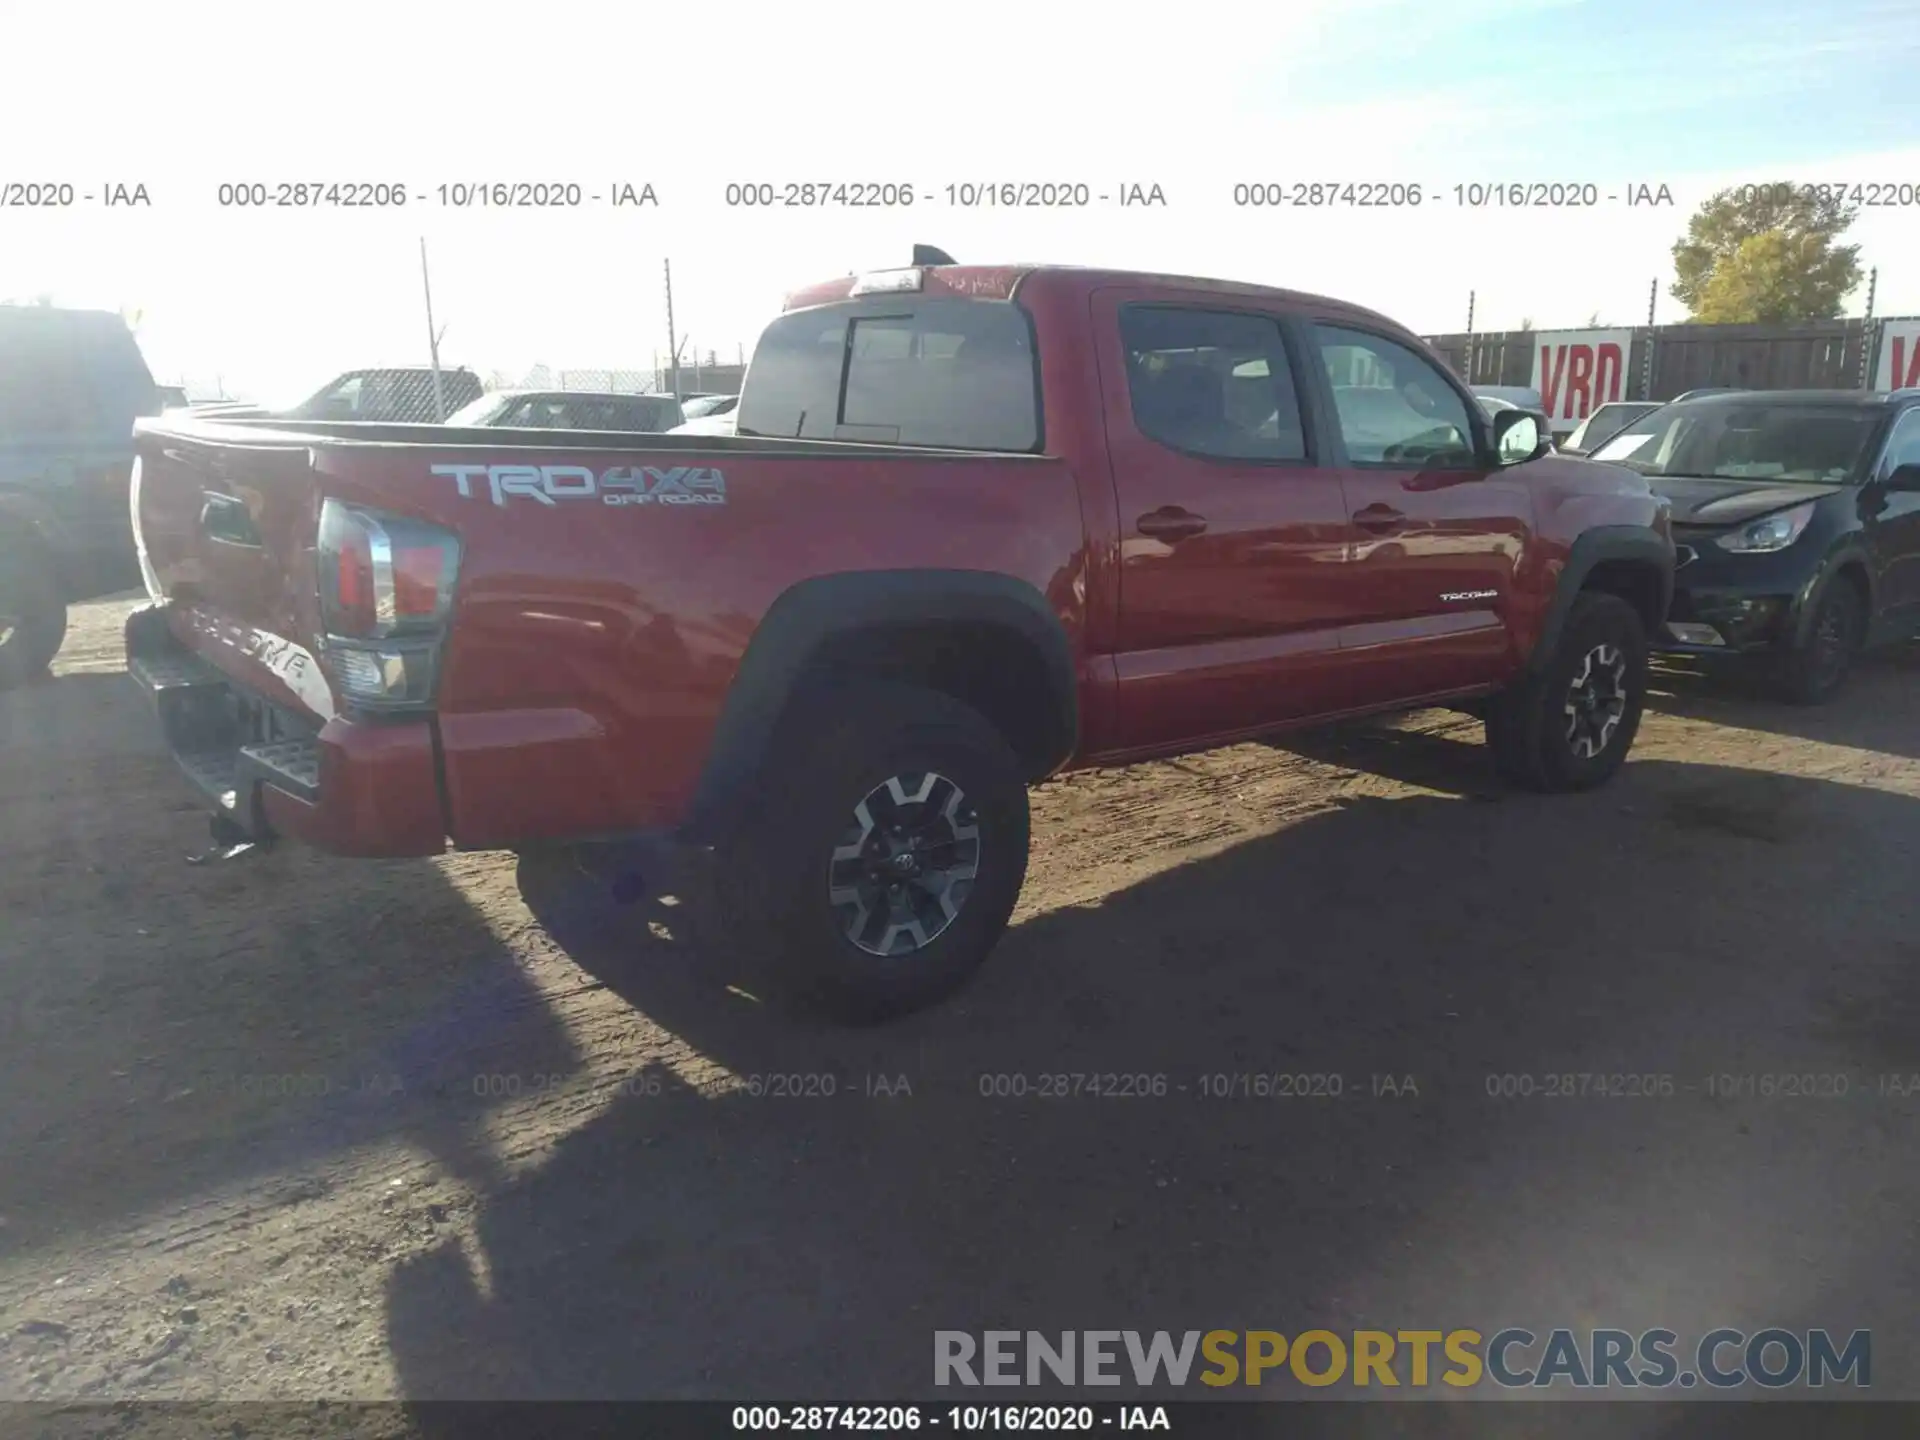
[783,264,1405,333]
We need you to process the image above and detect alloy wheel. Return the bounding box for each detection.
[827,771,982,957]
[1564,643,1628,759]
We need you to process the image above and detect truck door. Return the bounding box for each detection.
[1092,290,1354,756]
[1300,319,1533,705]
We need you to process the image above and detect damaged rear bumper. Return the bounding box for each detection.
[125,603,447,857]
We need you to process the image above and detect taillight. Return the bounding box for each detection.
[316,498,461,710]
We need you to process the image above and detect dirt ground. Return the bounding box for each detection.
[3,595,1919,1416]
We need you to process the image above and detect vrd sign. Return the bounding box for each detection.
[1874,320,1920,391]
[1528,329,1634,434]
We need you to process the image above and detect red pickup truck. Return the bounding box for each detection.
[125,258,1673,1019]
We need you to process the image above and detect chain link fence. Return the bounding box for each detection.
[173,361,751,424]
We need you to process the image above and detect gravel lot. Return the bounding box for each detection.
[3,595,1918,1419]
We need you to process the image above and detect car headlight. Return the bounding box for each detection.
[1715,501,1816,553]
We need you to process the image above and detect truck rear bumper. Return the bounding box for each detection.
[125,604,447,857]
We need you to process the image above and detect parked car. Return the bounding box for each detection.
[197,367,486,424]
[680,393,739,421]
[1562,400,1663,457]
[445,390,685,433]
[125,254,1672,1020]
[1589,388,1920,702]
[155,385,191,410]
[1673,388,1745,402]
[1474,385,1547,412]
[0,305,161,687]
[668,412,737,436]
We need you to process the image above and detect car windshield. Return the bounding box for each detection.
[1590,402,1877,482]
[444,393,511,426]
[1568,402,1658,451]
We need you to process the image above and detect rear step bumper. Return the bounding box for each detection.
[126,603,447,857]
[129,648,322,811]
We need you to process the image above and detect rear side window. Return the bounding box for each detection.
[0,315,154,434]
[737,298,1039,450]
[1119,306,1307,461]
[613,396,683,431]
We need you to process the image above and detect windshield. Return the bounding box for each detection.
[1591,403,1877,482]
[444,393,511,426]
[1567,402,1658,451]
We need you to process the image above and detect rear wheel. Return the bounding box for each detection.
[0,538,67,690]
[1776,578,1864,706]
[699,680,1030,1022]
[1487,591,1648,792]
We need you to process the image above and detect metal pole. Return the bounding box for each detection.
[1859,267,1880,389]
[1640,278,1657,402]
[420,238,448,421]
[1465,291,1476,383]
[665,259,680,400]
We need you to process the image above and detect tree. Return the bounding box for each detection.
[1518,317,1534,332]
[1587,310,1602,326]
[1670,185,1862,322]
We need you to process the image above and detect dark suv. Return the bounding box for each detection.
[0,306,161,687]
[1588,388,1920,702]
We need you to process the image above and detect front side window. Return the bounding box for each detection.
[1117,306,1306,461]
[1879,408,1920,476]
[1314,325,1478,468]
[737,298,1039,450]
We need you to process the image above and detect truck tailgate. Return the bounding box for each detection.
[130,425,338,721]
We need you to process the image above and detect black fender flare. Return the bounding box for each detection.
[1790,544,1877,649]
[1528,525,1675,672]
[682,569,1076,843]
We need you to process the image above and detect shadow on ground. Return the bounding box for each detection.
[1645,644,1920,761]
[0,672,580,1249]
[384,750,1920,1407]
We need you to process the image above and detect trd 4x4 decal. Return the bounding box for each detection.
[431,463,726,508]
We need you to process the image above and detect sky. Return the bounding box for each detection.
[1,0,1916,399]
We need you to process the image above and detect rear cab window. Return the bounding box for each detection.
[737,297,1040,451]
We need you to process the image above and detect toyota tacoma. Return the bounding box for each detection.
[125,256,1674,1019]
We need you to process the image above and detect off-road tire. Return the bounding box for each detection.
[1486,591,1647,793]
[698,680,1030,1023]
[0,539,67,690]
[1775,578,1864,706]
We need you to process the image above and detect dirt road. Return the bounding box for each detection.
[3,596,1918,1411]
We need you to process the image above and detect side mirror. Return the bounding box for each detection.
[1491,407,1542,465]
[1885,462,1920,493]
